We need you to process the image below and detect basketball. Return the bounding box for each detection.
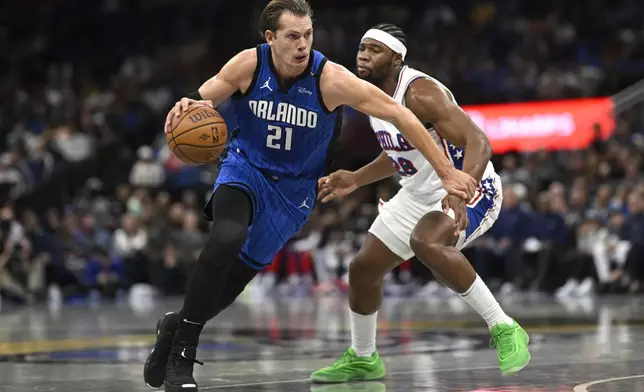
[166,105,228,165]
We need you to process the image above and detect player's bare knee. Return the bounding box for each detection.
[348,252,379,285]
[411,242,445,266]
[410,211,457,255]
[348,254,369,279]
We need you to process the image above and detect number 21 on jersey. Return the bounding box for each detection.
[266,125,292,151]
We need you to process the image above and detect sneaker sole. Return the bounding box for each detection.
[164,382,198,392]
[310,370,386,384]
[501,352,531,376]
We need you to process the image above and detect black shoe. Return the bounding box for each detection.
[144,312,180,388]
[164,345,203,392]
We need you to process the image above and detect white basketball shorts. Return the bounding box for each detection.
[369,173,503,260]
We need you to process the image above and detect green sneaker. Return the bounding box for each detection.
[310,381,386,392]
[310,348,385,383]
[490,321,531,375]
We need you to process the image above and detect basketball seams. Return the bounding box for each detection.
[170,105,218,132]
[171,120,226,139]
[172,144,201,164]
[172,123,228,147]
[173,143,227,149]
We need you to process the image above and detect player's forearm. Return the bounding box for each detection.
[353,151,397,188]
[462,132,492,183]
[432,104,492,183]
[392,108,453,178]
[197,76,236,108]
[197,78,223,106]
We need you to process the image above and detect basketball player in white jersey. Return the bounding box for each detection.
[310,24,530,383]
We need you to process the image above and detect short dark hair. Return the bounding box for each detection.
[372,23,408,47]
[257,0,313,40]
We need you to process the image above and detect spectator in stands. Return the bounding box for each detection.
[85,246,125,300]
[528,191,567,291]
[49,124,94,163]
[611,190,644,292]
[585,211,630,293]
[72,213,112,257]
[489,184,534,293]
[498,155,531,190]
[146,192,174,262]
[0,206,33,303]
[158,244,184,295]
[152,203,204,295]
[113,214,149,286]
[129,146,165,188]
[23,139,55,186]
[0,154,27,204]
[588,184,613,223]
[174,211,206,265]
[555,214,601,297]
[125,188,146,218]
[21,209,86,300]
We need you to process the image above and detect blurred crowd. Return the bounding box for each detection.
[1,0,644,306]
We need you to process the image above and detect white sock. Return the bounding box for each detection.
[460,275,514,330]
[350,310,377,357]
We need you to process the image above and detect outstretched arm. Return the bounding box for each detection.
[405,79,492,183]
[317,151,396,203]
[320,62,477,200]
[354,151,397,187]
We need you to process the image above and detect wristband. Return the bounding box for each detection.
[187,91,203,100]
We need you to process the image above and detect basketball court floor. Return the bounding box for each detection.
[0,293,643,391]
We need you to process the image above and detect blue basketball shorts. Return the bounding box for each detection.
[207,151,316,269]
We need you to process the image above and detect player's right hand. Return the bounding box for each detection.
[441,168,477,201]
[441,194,468,236]
[164,98,213,134]
[317,170,358,203]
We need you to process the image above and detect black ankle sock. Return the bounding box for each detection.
[173,316,204,347]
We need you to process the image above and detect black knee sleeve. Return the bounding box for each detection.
[197,184,253,267]
[199,219,248,268]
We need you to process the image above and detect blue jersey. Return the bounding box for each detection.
[228,43,342,180]
[207,44,342,269]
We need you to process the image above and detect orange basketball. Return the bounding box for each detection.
[166,106,228,165]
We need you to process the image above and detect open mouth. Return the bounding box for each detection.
[295,54,307,63]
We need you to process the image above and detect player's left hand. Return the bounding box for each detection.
[317,170,358,203]
[441,194,468,236]
[164,98,213,134]
[441,168,477,201]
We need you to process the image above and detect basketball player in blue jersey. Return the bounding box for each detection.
[311,24,530,383]
[143,1,477,391]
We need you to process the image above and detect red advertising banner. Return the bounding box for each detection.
[462,97,615,153]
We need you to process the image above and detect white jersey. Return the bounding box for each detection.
[368,66,495,200]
